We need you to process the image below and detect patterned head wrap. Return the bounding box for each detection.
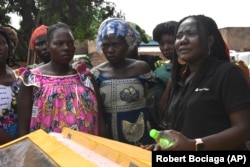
[29,25,48,50]
[96,18,140,51]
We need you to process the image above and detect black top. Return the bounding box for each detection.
[167,59,250,149]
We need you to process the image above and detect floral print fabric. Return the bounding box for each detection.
[0,82,19,137]
[17,66,98,135]
[91,69,155,145]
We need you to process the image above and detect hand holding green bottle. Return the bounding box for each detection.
[150,129,175,149]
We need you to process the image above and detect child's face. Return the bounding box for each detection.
[48,28,75,64]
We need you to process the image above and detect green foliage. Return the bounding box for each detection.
[32,0,125,41]
[0,0,125,61]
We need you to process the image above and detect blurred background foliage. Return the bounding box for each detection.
[0,0,125,62]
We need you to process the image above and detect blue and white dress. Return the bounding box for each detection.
[91,69,155,145]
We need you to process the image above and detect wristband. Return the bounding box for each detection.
[195,138,204,151]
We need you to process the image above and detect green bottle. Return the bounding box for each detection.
[149,129,175,149]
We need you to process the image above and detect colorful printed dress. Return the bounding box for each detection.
[0,77,20,138]
[91,69,155,145]
[17,65,98,135]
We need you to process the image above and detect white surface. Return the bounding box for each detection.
[49,132,121,167]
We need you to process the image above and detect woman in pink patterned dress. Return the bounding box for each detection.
[16,22,105,137]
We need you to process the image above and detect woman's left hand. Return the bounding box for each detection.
[72,60,87,73]
[140,130,196,151]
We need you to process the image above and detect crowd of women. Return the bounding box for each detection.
[1,14,250,150]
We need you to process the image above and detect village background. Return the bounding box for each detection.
[9,0,250,69]
[74,27,250,69]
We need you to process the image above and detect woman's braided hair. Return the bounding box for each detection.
[166,15,230,130]
[171,15,229,88]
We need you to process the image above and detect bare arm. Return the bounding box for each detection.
[201,107,250,150]
[86,69,107,137]
[73,61,107,137]
[17,82,33,137]
[137,60,151,74]
[164,107,250,150]
[142,107,250,151]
